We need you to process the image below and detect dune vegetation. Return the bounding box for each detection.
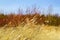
[0,8,60,40]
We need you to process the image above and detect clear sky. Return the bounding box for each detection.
[0,0,60,14]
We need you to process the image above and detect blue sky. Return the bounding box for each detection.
[0,0,60,14]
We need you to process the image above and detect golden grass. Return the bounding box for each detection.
[0,22,60,40]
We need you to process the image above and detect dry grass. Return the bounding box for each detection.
[0,13,60,40]
[0,6,60,40]
[0,21,60,40]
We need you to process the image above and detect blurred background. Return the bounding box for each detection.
[0,0,60,15]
